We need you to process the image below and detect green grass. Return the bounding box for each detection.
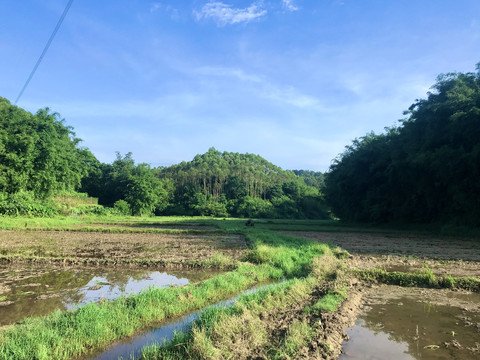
[0,217,340,360]
[356,267,480,292]
[137,278,319,360]
[306,289,347,313]
[0,263,282,360]
[137,256,348,360]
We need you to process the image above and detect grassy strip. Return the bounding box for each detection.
[304,287,347,313]
[0,225,333,359]
[355,267,480,292]
[137,254,348,360]
[0,215,220,231]
[0,263,283,360]
[238,229,334,277]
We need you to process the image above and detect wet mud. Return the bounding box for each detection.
[0,263,221,327]
[0,230,246,264]
[285,231,480,261]
[340,285,480,360]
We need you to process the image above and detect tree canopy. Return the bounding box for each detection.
[0,97,95,198]
[155,148,328,218]
[325,64,480,226]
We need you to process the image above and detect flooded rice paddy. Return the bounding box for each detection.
[88,282,278,360]
[340,287,480,360]
[0,263,220,326]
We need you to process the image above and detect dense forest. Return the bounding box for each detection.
[0,97,98,215]
[0,97,327,218]
[1,63,480,224]
[325,64,480,226]
[80,148,328,218]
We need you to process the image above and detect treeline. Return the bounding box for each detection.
[0,97,98,216]
[325,64,480,226]
[81,148,328,218]
[3,62,479,224]
[0,97,327,218]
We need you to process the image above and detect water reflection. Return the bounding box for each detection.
[0,264,219,326]
[89,282,276,360]
[340,295,480,360]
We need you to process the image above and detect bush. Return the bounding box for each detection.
[113,200,131,215]
[0,191,57,217]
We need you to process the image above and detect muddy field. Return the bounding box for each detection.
[285,231,480,261]
[0,230,246,263]
[284,231,480,359]
[284,231,480,279]
[340,285,480,360]
[0,263,221,327]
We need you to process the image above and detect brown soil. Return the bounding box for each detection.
[348,255,480,278]
[286,230,480,278]
[314,283,365,359]
[246,280,365,359]
[0,230,246,264]
[283,231,480,358]
[66,223,218,230]
[360,284,480,312]
[0,285,10,295]
[285,231,480,261]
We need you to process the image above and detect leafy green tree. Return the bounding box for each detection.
[157,148,329,219]
[0,97,96,199]
[325,63,480,226]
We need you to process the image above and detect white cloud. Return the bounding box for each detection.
[282,0,299,12]
[149,3,180,19]
[195,66,326,110]
[195,1,267,26]
[150,3,161,13]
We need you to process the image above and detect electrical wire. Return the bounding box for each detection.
[15,0,75,105]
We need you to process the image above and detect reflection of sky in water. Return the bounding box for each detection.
[0,265,220,326]
[66,272,189,309]
[340,295,480,360]
[90,282,278,360]
[339,319,413,360]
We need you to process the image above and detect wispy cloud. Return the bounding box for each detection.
[150,3,161,13]
[282,0,299,12]
[195,1,267,26]
[195,66,325,109]
[149,3,180,19]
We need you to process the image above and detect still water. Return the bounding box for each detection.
[0,263,220,326]
[340,293,480,360]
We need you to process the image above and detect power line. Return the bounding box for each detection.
[15,0,75,105]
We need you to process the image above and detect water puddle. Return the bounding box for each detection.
[0,263,220,326]
[340,291,480,360]
[87,282,277,360]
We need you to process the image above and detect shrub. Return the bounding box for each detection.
[113,200,131,215]
[0,191,57,217]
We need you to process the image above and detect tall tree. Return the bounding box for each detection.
[325,63,480,225]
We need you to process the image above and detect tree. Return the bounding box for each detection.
[0,97,96,198]
[325,63,480,226]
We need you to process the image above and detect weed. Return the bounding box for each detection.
[275,319,315,359]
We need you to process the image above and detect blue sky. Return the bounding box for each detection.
[1,1,479,171]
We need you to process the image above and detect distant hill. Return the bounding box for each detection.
[156,147,329,218]
[0,98,328,219]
